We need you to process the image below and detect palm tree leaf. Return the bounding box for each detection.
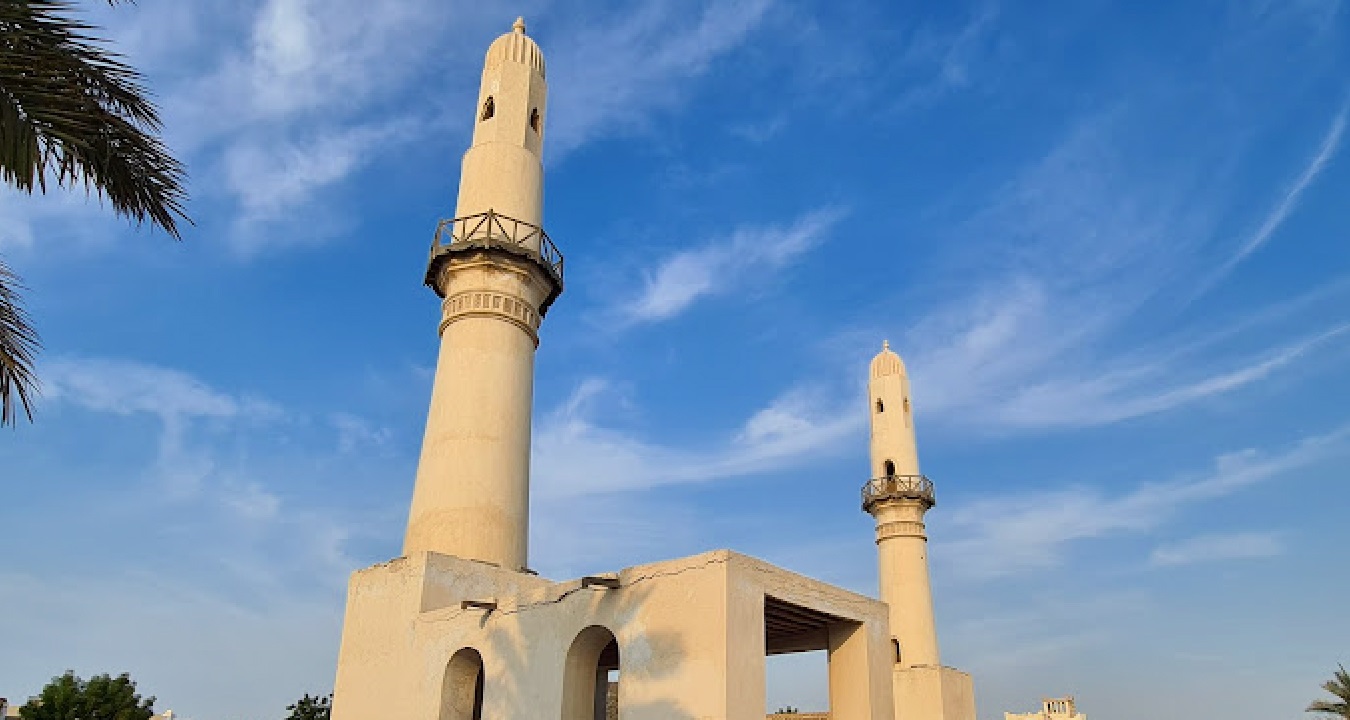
[1307,665,1350,719]
[0,0,190,238]
[0,259,40,426]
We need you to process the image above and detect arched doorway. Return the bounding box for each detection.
[441,647,484,720]
[561,625,619,720]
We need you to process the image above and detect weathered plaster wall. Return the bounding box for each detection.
[333,551,895,720]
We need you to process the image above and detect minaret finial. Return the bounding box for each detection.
[883,339,890,351]
[513,16,526,34]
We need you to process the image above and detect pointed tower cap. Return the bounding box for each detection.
[486,16,546,76]
[870,339,906,378]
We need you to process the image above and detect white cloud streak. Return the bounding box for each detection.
[80,0,774,253]
[1149,531,1285,567]
[619,207,845,326]
[1196,102,1348,297]
[941,423,1350,579]
[545,0,773,157]
[975,322,1350,429]
[532,377,861,498]
[889,96,1350,433]
[43,357,250,420]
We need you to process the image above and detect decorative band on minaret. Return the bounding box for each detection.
[864,340,941,669]
[403,17,562,571]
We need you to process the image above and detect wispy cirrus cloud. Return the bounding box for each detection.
[888,79,1350,433]
[1194,101,1348,298]
[886,1,1002,112]
[1149,531,1286,567]
[940,423,1350,579]
[952,321,1350,430]
[545,0,773,157]
[43,356,259,421]
[532,376,861,498]
[0,0,786,260]
[47,0,778,255]
[616,207,845,327]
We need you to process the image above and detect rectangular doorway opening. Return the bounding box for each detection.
[764,595,839,717]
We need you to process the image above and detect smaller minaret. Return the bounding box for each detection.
[864,341,940,669]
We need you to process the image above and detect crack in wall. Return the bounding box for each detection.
[491,554,730,619]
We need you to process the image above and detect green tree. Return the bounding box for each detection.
[18,670,156,720]
[0,0,189,426]
[1308,664,1350,720]
[286,693,332,720]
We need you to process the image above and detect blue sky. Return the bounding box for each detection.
[2,0,1349,718]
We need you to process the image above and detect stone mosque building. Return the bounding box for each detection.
[330,19,976,720]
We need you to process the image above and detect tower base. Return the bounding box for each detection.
[894,665,976,720]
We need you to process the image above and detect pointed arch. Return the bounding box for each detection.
[884,459,896,477]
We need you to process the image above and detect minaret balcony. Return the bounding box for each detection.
[426,209,565,311]
[861,474,935,512]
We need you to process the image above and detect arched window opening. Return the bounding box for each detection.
[903,397,911,427]
[562,626,620,720]
[892,639,902,664]
[875,398,884,413]
[480,96,495,121]
[529,107,541,132]
[884,460,896,477]
[441,647,484,720]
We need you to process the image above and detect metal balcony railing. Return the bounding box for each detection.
[427,209,565,286]
[861,474,935,512]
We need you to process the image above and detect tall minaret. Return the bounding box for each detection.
[403,17,562,571]
[864,341,940,669]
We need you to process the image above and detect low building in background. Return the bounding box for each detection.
[1006,697,1087,720]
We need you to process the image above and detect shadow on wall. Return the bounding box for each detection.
[447,579,700,720]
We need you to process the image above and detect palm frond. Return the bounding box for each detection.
[0,259,40,427]
[1308,665,1350,719]
[0,0,190,238]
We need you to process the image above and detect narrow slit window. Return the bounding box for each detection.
[876,398,884,413]
[480,96,495,121]
[529,107,541,132]
[884,460,896,476]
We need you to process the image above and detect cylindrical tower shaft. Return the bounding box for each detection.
[873,501,940,667]
[864,341,941,668]
[403,18,560,571]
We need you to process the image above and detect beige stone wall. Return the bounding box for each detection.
[893,666,975,720]
[332,550,894,720]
